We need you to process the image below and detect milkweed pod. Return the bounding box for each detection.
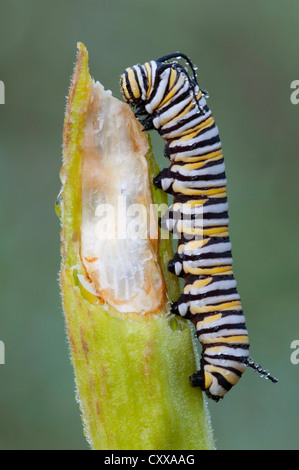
[59,43,214,450]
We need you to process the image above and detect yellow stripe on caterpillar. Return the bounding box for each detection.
[196,313,222,329]
[172,183,227,197]
[176,225,229,237]
[202,335,249,345]
[127,68,141,99]
[177,238,210,254]
[204,365,241,385]
[190,301,242,314]
[176,117,215,141]
[159,71,184,108]
[173,149,223,163]
[144,63,152,98]
[171,154,223,173]
[183,266,234,276]
[183,277,211,294]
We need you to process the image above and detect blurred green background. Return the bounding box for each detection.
[0,0,298,450]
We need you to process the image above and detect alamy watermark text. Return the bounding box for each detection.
[290,80,299,104]
[0,80,4,104]
[290,340,299,364]
[0,340,5,364]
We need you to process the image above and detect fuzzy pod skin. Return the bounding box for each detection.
[58,43,214,450]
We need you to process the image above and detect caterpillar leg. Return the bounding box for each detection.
[167,258,176,274]
[190,369,223,402]
[153,168,172,191]
[189,368,223,403]
[134,102,146,116]
[170,297,190,318]
[189,369,205,390]
[153,171,163,189]
[170,301,179,315]
[171,299,190,317]
[167,257,184,276]
[138,114,155,131]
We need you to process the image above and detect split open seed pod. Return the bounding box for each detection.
[58,42,214,450]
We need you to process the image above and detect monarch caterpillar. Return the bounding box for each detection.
[120,53,277,401]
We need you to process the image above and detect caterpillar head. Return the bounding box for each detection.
[120,67,143,107]
[120,55,205,119]
[120,61,166,109]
